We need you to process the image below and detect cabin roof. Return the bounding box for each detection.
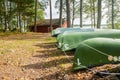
[29,18,65,27]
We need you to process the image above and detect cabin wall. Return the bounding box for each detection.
[29,21,67,33]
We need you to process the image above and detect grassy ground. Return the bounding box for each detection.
[0,32,74,80]
[0,32,120,80]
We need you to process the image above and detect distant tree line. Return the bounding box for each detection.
[1,0,120,33]
[55,0,120,29]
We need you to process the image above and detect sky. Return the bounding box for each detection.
[44,0,59,19]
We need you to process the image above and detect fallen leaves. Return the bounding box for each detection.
[0,33,120,80]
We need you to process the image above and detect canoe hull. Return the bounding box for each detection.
[58,30,120,51]
[73,38,120,71]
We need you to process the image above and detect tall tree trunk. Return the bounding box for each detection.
[24,17,26,32]
[93,0,96,28]
[0,13,3,29]
[34,0,37,32]
[90,0,93,28]
[112,0,114,29]
[59,0,63,27]
[17,14,19,28]
[97,0,102,29]
[18,1,22,32]
[0,1,3,29]
[3,0,8,32]
[80,0,83,28]
[8,1,12,31]
[66,0,71,27]
[72,0,75,27]
[16,3,19,28]
[107,0,110,25]
[49,0,53,31]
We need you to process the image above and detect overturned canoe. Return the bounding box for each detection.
[72,38,120,71]
[57,30,120,51]
[51,28,94,37]
[51,28,80,37]
[57,28,95,48]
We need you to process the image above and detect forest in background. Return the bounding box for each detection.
[0,0,120,33]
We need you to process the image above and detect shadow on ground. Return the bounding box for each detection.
[34,42,57,48]
[22,41,74,79]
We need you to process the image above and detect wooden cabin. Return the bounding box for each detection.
[29,18,67,33]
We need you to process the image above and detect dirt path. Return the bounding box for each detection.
[0,33,74,80]
[0,33,120,80]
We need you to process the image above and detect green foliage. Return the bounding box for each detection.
[107,23,120,29]
[114,23,120,29]
[0,0,45,32]
[37,9,44,20]
[11,27,19,32]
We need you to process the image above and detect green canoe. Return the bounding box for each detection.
[51,28,81,37]
[57,30,120,51]
[72,38,120,71]
[52,28,94,37]
[57,28,95,48]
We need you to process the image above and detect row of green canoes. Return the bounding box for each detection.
[52,28,120,71]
